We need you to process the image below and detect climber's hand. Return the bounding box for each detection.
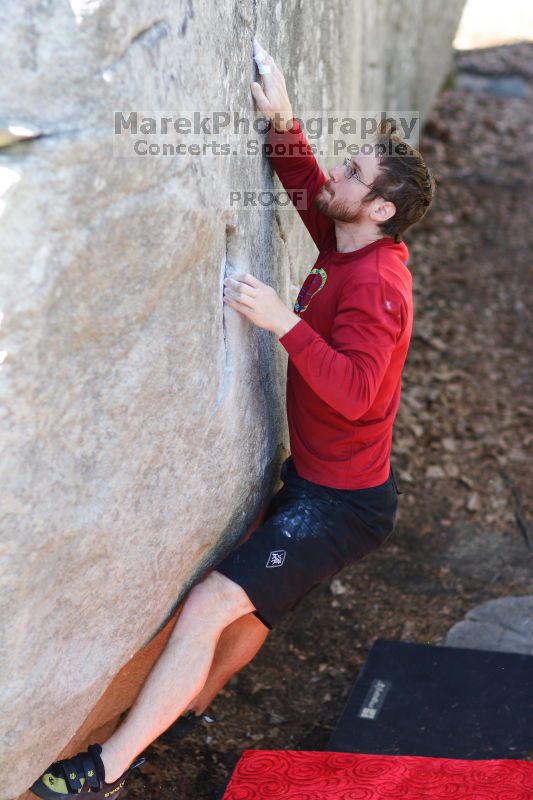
[223,273,299,337]
[250,38,294,133]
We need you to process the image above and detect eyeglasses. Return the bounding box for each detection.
[342,157,373,189]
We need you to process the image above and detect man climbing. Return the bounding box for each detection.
[30,38,435,799]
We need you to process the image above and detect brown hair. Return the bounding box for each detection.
[364,120,436,243]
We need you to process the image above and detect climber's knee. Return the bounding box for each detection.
[179,570,256,631]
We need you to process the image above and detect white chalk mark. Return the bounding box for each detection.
[253,37,272,75]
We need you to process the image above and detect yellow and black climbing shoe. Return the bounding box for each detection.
[29,743,146,799]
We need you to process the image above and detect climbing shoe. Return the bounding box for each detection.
[29,742,146,799]
[158,710,217,743]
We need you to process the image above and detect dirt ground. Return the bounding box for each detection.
[125,43,533,799]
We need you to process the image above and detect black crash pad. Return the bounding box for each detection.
[328,638,533,760]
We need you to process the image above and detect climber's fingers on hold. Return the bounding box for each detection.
[252,37,281,80]
[250,81,275,117]
[252,37,270,68]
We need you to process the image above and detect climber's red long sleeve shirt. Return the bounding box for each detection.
[268,118,414,490]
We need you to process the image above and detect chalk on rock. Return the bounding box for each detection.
[253,37,272,74]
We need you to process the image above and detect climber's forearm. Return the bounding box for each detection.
[272,308,301,339]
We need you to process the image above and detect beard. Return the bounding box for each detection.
[314,182,366,223]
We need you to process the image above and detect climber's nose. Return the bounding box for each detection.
[328,164,344,181]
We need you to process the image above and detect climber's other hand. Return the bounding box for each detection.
[223,272,297,336]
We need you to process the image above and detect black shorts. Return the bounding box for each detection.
[214,456,401,630]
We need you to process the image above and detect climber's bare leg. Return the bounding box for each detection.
[186,611,270,715]
[100,571,257,783]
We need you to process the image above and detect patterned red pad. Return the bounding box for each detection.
[222,750,533,799]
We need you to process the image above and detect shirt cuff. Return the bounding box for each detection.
[268,117,302,140]
[278,317,317,356]
[273,117,301,134]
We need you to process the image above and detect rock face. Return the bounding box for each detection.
[445,596,533,655]
[0,1,465,795]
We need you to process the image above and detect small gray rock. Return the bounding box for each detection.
[445,596,533,655]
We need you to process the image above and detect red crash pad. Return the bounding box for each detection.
[222,749,533,799]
